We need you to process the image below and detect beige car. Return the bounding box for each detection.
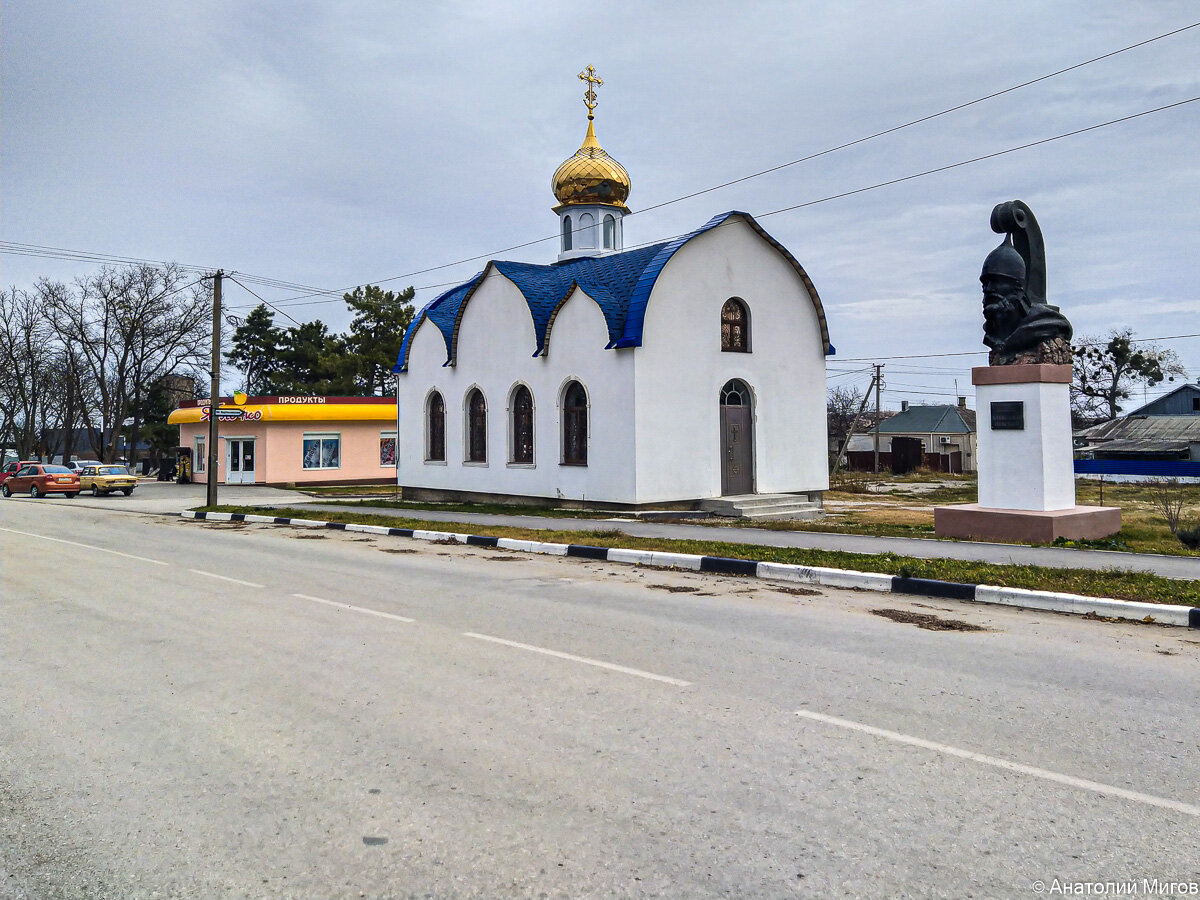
[79,465,137,496]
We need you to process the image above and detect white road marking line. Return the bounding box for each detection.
[794,708,1200,818]
[187,569,265,588]
[463,632,692,686]
[293,593,416,623]
[0,526,169,566]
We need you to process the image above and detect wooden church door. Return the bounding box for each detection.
[720,380,754,495]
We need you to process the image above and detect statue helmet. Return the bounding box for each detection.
[980,235,1026,285]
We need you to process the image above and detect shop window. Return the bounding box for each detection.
[562,380,588,466]
[380,431,396,467]
[302,433,341,469]
[195,438,206,473]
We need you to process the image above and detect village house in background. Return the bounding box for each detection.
[169,396,397,486]
[393,69,832,513]
[1074,382,1200,479]
[841,399,976,473]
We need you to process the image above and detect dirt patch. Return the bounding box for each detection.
[378,547,416,554]
[290,533,327,540]
[432,537,461,545]
[485,555,520,562]
[201,521,249,529]
[871,607,987,632]
[773,586,820,597]
[649,584,700,593]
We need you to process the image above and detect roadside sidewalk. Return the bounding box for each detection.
[37,481,1198,582]
[289,502,1200,582]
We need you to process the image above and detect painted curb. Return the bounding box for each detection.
[180,511,1199,629]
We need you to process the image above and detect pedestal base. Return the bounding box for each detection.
[934,504,1121,543]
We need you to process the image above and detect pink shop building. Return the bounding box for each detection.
[169,396,398,486]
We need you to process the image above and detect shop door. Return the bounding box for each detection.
[226,439,256,484]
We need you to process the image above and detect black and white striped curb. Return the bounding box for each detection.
[181,511,1200,629]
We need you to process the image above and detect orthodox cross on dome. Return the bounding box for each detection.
[578,65,603,119]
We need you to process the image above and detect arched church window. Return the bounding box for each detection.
[466,388,487,462]
[510,384,534,464]
[721,379,751,407]
[603,214,616,249]
[578,213,596,249]
[562,215,572,252]
[721,298,751,352]
[426,391,445,462]
[562,381,588,466]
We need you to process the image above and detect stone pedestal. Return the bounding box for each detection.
[935,364,1120,542]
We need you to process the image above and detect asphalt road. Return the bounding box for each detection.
[2,496,1198,898]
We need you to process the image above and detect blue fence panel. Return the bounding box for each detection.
[1074,459,1200,477]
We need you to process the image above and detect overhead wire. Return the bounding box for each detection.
[146,22,1200,313]
[4,21,1198,323]
[226,92,1200,315]
[223,275,302,326]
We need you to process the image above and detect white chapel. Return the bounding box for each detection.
[394,67,834,507]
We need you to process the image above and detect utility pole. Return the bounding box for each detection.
[872,363,884,474]
[830,371,878,477]
[206,270,223,507]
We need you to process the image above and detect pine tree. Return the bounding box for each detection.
[226,304,283,395]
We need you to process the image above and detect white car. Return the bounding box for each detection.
[67,460,102,474]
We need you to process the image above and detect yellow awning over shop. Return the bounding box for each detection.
[168,403,396,425]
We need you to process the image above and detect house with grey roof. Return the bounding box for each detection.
[861,400,977,473]
[1076,415,1200,461]
[1125,383,1200,417]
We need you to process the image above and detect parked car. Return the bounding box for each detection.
[2,464,80,498]
[0,460,39,486]
[67,459,103,474]
[78,464,137,496]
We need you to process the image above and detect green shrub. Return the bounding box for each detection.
[1177,525,1200,550]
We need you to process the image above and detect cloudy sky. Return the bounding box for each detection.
[4,1,1198,408]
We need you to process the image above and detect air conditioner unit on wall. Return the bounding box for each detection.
[939,437,952,445]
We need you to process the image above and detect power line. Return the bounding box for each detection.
[237,92,1200,316]
[5,22,1199,315]
[837,331,1200,364]
[223,275,302,326]
[632,20,1200,219]
[756,96,1200,221]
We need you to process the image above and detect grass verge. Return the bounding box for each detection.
[201,505,1200,606]
[311,498,621,519]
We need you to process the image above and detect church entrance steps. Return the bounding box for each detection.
[698,493,823,521]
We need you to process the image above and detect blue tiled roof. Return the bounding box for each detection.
[393,211,833,372]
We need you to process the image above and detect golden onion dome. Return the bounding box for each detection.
[551,118,631,211]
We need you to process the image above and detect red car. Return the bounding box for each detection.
[0,460,39,485]
[2,463,80,498]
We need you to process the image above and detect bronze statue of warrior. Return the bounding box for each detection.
[980,200,1072,365]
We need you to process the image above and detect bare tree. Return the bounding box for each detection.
[1072,329,1187,425]
[41,265,211,462]
[827,385,866,448]
[1147,478,1187,534]
[0,288,59,459]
